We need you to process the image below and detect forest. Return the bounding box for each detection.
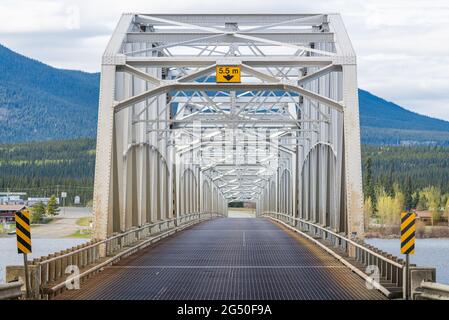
[362,145,449,194]
[362,145,449,235]
[0,139,448,217]
[0,138,95,205]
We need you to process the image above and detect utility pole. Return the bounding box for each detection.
[61,191,67,216]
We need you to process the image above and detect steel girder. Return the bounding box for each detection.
[93,13,363,240]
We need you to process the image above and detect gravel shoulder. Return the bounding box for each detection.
[31,207,92,238]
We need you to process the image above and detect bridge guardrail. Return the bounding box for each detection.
[263,212,405,298]
[0,281,23,300]
[415,281,449,300]
[6,212,223,299]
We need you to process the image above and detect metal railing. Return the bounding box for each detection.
[0,281,23,300]
[415,281,449,300]
[26,212,222,298]
[263,212,405,294]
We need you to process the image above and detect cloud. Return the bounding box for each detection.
[0,0,448,120]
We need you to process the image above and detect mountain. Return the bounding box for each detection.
[0,44,448,145]
[359,89,449,145]
[0,44,99,142]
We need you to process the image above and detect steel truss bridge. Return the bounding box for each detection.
[93,13,363,239]
[9,13,436,301]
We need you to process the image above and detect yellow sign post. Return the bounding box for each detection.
[216,65,241,83]
[15,208,32,298]
[401,211,415,255]
[401,211,416,300]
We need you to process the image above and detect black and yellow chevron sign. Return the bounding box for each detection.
[15,209,32,254]
[401,211,415,255]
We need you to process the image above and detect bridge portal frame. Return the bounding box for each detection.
[92,13,363,240]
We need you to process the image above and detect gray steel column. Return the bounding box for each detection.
[342,64,364,236]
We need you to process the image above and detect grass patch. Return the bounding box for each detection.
[41,217,55,224]
[66,229,92,239]
[76,216,92,227]
[0,223,16,234]
[31,217,54,225]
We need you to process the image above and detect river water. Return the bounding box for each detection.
[0,238,88,283]
[1,237,448,285]
[366,238,449,284]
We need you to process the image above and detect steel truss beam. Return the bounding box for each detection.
[126,32,334,44]
[114,81,343,113]
[125,56,334,67]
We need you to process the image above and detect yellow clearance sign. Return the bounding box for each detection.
[400,211,415,255]
[15,209,32,254]
[216,65,241,83]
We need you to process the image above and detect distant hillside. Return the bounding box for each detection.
[0,44,99,142]
[0,138,95,205]
[359,89,449,145]
[0,43,448,145]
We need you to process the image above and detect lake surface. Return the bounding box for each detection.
[366,238,449,284]
[0,238,88,283]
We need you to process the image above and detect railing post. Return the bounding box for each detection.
[41,261,48,289]
[48,254,56,283]
[55,252,62,279]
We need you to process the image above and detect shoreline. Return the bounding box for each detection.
[365,224,449,239]
[364,234,449,240]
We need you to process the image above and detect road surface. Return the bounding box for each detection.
[57,217,385,300]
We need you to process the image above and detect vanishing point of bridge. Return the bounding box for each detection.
[7,13,429,300]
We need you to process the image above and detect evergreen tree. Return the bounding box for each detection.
[384,169,394,197]
[412,192,420,209]
[445,198,449,225]
[31,201,46,223]
[404,176,413,211]
[364,157,377,212]
[47,195,60,216]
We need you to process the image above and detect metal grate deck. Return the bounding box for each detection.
[56,218,385,300]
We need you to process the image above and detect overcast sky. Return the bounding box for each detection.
[1,0,448,120]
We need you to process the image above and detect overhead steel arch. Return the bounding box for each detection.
[279,168,293,215]
[202,180,211,212]
[269,180,276,212]
[299,142,342,231]
[108,142,171,233]
[180,168,198,215]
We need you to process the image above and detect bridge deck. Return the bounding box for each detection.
[57,218,385,300]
